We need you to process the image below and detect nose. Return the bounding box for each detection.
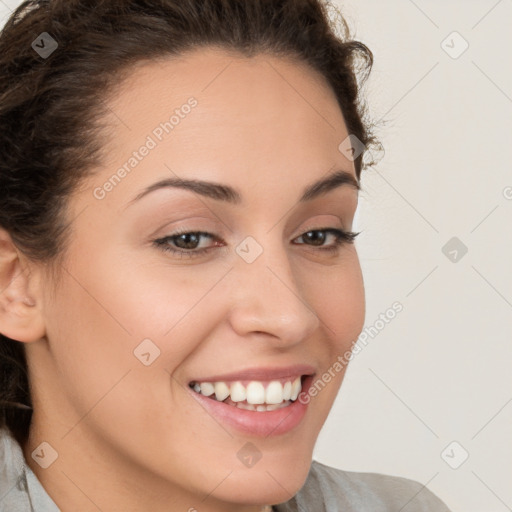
[226,239,320,348]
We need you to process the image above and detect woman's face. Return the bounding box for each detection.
[25,48,365,511]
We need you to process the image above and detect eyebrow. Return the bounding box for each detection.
[127,169,360,207]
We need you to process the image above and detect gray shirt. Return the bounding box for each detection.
[0,426,451,511]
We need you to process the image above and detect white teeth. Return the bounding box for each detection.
[191,376,305,408]
[246,381,265,404]
[200,382,215,397]
[214,382,230,402]
[265,403,284,411]
[234,401,291,412]
[290,377,301,401]
[265,380,284,404]
[235,401,255,411]
[230,381,246,402]
[283,381,292,401]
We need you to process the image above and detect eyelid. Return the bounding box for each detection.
[147,216,221,239]
[154,221,348,244]
[299,221,348,236]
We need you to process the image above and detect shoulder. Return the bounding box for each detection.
[0,425,30,511]
[275,460,452,512]
[0,426,60,512]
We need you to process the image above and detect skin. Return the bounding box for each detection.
[0,47,365,511]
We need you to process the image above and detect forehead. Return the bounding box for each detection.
[106,47,347,139]
[90,47,355,210]
[106,46,341,125]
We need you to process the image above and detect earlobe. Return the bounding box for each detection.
[0,228,46,343]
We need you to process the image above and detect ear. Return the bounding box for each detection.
[0,228,46,343]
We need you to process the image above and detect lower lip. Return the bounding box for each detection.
[189,375,314,437]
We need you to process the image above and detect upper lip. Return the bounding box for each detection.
[189,364,316,384]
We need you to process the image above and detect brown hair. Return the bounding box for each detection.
[0,0,378,446]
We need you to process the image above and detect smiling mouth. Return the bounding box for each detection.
[188,376,306,412]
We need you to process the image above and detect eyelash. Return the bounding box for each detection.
[152,227,360,259]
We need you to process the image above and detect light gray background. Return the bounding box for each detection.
[315,2,512,512]
[1,1,511,511]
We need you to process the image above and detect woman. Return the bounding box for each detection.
[0,0,452,510]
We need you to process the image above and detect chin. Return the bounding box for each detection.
[216,439,315,504]
[209,458,312,506]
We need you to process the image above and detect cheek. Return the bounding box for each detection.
[48,252,227,375]
[283,250,365,415]
[44,246,236,417]
[300,249,365,351]
[41,250,233,470]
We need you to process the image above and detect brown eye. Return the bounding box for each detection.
[294,228,360,248]
[152,228,360,259]
[153,230,220,258]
